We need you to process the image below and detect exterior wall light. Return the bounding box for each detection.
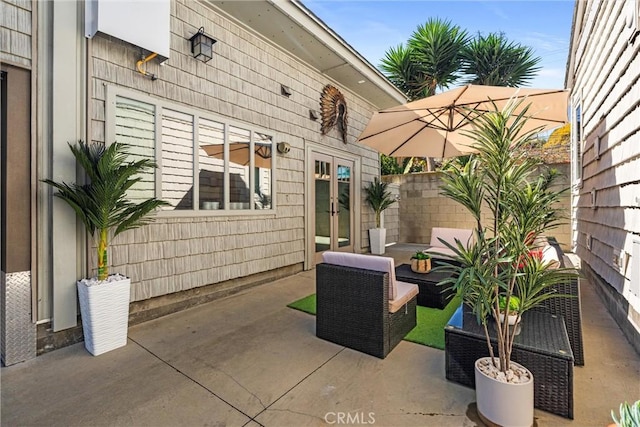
[189,27,216,63]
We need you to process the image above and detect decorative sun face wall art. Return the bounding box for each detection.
[320,84,348,144]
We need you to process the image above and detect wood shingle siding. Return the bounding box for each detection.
[89,0,382,301]
[0,0,32,67]
[568,0,640,347]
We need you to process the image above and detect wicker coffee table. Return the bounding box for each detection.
[394,263,455,309]
[445,306,575,419]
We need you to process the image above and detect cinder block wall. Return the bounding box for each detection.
[382,183,400,244]
[383,163,571,251]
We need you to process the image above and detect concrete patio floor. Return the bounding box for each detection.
[2,245,639,426]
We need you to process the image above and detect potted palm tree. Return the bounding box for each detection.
[44,141,168,355]
[439,100,577,426]
[364,177,396,254]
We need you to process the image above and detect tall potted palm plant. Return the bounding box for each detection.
[364,177,396,255]
[439,100,576,426]
[44,141,168,355]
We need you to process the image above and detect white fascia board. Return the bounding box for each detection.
[277,0,407,105]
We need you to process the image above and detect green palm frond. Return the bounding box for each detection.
[364,178,396,228]
[44,141,170,280]
[612,400,640,427]
[409,18,469,95]
[380,18,469,99]
[380,44,430,100]
[461,32,541,87]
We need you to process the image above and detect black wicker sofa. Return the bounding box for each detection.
[316,252,419,359]
[533,237,584,365]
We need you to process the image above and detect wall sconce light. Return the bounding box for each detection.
[309,109,319,120]
[281,84,292,97]
[277,142,291,154]
[189,27,216,63]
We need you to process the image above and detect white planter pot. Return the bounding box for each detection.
[475,357,534,427]
[369,228,386,255]
[77,276,131,356]
[498,312,520,326]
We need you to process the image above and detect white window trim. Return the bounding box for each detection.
[571,95,584,191]
[105,85,277,217]
[629,0,640,42]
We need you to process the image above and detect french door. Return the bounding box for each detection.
[313,153,354,264]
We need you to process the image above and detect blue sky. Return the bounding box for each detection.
[303,0,575,89]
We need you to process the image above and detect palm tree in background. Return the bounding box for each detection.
[381,18,469,101]
[379,20,541,173]
[461,32,541,86]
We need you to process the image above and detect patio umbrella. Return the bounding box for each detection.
[358,84,569,158]
[201,142,272,169]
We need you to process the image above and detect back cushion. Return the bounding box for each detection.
[541,244,561,269]
[430,227,473,249]
[322,252,397,300]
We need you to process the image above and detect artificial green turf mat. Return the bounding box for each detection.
[287,293,461,350]
[287,293,317,315]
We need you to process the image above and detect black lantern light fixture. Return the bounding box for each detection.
[189,27,216,63]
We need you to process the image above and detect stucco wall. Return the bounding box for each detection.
[87,0,381,301]
[383,163,572,251]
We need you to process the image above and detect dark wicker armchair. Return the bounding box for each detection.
[531,239,584,365]
[316,252,418,359]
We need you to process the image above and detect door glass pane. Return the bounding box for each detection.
[315,160,331,252]
[228,126,251,210]
[198,118,225,210]
[337,164,351,248]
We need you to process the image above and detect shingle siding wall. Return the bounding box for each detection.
[88,0,381,301]
[572,0,640,290]
[0,0,32,67]
[570,1,640,337]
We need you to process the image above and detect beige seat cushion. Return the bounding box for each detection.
[430,227,473,248]
[322,252,398,300]
[389,281,419,313]
[423,246,457,258]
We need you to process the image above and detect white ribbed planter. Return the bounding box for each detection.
[475,357,534,427]
[369,228,386,255]
[498,312,520,326]
[77,276,131,356]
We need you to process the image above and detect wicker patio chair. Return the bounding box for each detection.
[531,238,584,365]
[316,252,418,359]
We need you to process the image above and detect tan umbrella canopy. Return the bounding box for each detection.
[201,142,272,169]
[358,84,569,158]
